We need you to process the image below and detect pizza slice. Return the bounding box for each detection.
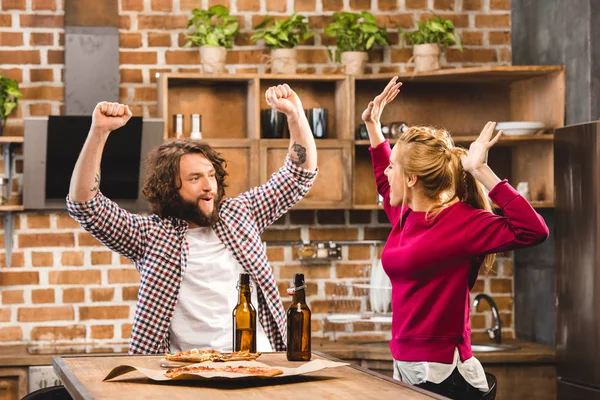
[164,364,283,379]
[165,349,261,363]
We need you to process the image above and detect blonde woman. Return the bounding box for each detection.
[362,77,548,399]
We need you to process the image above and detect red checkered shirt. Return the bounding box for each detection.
[67,155,317,354]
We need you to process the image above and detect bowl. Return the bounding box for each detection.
[495,121,545,136]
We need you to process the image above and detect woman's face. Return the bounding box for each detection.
[385,144,408,207]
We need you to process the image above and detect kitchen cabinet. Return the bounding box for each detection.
[0,368,27,400]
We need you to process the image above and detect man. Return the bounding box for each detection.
[67,84,318,354]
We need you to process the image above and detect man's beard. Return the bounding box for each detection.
[172,193,221,227]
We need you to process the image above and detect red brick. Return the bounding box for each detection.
[91,251,112,265]
[121,323,132,338]
[18,306,74,322]
[378,0,398,10]
[390,48,412,63]
[48,270,101,285]
[2,0,25,9]
[237,0,259,10]
[91,325,114,339]
[308,228,358,241]
[0,271,39,286]
[29,103,53,116]
[32,0,57,10]
[31,252,54,267]
[56,214,79,228]
[19,233,73,247]
[0,308,10,322]
[30,325,86,341]
[462,0,482,10]
[0,14,12,27]
[266,247,284,262]
[266,0,286,11]
[489,31,510,45]
[348,246,371,260]
[132,87,156,102]
[209,0,229,6]
[461,31,484,46]
[119,33,142,48]
[297,49,329,64]
[280,265,331,280]
[61,251,84,266]
[151,0,172,11]
[122,286,139,301]
[336,263,370,278]
[501,260,513,276]
[475,14,510,28]
[120,51,158,65]
[79,306,129,320]
[0,327,22,342]
[446,48,497,63]
[471,279,485,293]
[406,0,427,8]
[308,16,333,30]
[322,0,343,11]
[62,288,84,303]
[19,86,63,101]
[77,232,103,246]
[32,289,55,304]
[419,13,469,28]
[148,32,171,47]
[165,50,200,65]
[108,268,139,284]
[20,14,63,28]
[434,0,454,10]
[26,214,51,229]
[490,0,510,10]
[30,68,54,82]
[48,49,64,64]
[149,68,171,83]
[120,15,131,30]
[0,50,40,64]
[2,290,24,304]
[122,0,144,11]
[295,0,315,11]
[470,314,486,329]
[137,15,188,30]
[376,14,414,29]
[1,69,22,83]
[0,252,24,268]
[119,255,133,265]
[91,288,114,302]
[0,32,23,46]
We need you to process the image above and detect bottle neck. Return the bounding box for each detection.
[238,284,251,303]
[292,288,306,304]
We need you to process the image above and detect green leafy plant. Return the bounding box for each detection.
[324,12,389,63]
[0,73,22,124]
[251,13,314,49]
[184,5,239,49]
[399,11,462,51]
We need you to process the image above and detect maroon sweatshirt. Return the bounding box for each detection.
[370,141,549,363]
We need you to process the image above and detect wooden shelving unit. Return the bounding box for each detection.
[155,66,565,211]
[0,136,24,267]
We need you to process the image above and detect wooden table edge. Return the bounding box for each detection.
[53,356,95,400]
[313,351,449,400]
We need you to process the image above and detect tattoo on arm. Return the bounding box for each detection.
[290,142,307,166]
[90,171,101,193]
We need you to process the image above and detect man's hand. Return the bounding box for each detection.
[265,84,304,122]
[91,102,133,135]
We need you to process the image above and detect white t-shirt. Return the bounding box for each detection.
[168,227,273,353]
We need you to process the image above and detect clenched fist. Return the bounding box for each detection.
[91,102,133,134]
[265,84,304,122]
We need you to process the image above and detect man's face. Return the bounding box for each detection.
[176,153,220,227]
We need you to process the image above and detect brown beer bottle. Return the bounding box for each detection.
[232,273,256,352]
[287,273,311,361]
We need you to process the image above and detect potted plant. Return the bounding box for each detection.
[399,11,462,72]
[324,11,389,75]
[251,13,314,74]
[184,5,239,74]
[0,73,22,137]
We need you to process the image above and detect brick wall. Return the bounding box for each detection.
[0,0,513,346]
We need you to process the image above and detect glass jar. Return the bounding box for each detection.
[0,177,9,205]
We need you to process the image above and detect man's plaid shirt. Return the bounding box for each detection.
[67,155,317,354]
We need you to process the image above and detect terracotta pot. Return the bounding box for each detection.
[200,46,227,74]
[271,48,297,74]
[341,51,368,75]
[413,43,441,72]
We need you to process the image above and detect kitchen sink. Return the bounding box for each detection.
[471,344,520,352]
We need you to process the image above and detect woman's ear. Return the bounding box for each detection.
[406,173,418,188]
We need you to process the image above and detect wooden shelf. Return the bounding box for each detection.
[0,205,24,212]
[354,135,554,146]
[0,137,24,143]
[352,201,555,211]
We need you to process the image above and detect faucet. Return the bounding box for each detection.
[472,294,502,344]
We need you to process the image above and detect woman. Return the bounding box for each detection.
[362,77,549,399]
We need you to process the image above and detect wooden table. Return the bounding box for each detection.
[52,352,447,399]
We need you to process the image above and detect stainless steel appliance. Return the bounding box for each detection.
[555,121,600,400]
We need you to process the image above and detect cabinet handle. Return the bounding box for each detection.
[0,381,9,390]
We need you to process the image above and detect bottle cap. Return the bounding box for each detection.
[287,273,306,295]
[239,273,250,285]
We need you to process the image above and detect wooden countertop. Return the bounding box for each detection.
[0,344,128,367]
[316,339,556,365]
[52,352,446,400]
[0,339,555,368]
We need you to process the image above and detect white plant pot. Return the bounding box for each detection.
[341,51,368,75]
[271,48,297,74]
[200,46,227,74]
[413,43,441,72]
